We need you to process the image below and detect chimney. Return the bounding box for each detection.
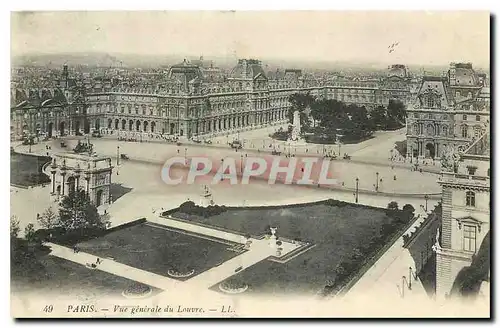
[241,59,248,79]
[63,64,69,88]
[448,62,456,86]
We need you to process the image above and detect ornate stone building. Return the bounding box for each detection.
[11,60,414,141]
[49,153,113,208]
[10,64,89,140]
[434,131,490,299]
[405,63,490,160]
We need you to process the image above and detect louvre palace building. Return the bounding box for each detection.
[11,59,414,141]
[405,62,490,161]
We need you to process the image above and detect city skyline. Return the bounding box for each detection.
[11,11,490,68]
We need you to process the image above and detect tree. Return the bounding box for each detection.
[10,216,20,239]
[37,207,58,229]
[24,223,36,244]
[370,106,387,129]
[387,201,399,211]
[402,204,415,215]
[59,189,103,231]
[288,93,315,131]
[387,99,406,124]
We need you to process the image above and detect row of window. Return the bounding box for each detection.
[462,114,482,122]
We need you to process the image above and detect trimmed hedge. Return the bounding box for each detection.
[34,226,108,246]
[164,201,228,219]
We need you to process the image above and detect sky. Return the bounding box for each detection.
[10,11,490,67]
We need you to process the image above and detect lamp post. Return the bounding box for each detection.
[355,177,359,203]
[424,194,429,212]
[376,172,379,192]
[117,146,120,166]
[220,158,224,181]
[240,154,243,174]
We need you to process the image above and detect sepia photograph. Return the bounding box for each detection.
[9,10,491,318]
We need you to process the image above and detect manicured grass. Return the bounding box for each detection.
[76,223,240,280]
[172,202,408,296]
[11,255,161,299]
[10,153,51,187]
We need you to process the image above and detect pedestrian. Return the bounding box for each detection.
[394,175,397,181]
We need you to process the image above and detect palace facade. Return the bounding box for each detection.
[434,131,490,299]
[11,60,414,141]
[405,63,490,160]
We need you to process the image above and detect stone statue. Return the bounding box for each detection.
[290,111,301,141]
[270,227,277,238]
[432,227,442,253]
[440,145,460,172]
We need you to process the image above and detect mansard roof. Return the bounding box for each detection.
[412,76,454,108]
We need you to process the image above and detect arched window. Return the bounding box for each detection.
[442,126,448,136]
[461,125,468,138]
[466,191,476,207]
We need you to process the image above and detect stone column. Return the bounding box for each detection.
[60,173,66,196]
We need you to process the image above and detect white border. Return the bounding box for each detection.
[3,2,497,327]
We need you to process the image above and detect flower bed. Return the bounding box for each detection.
[122,283,153,299]
[219,280,249,294]
[167,268,195,278]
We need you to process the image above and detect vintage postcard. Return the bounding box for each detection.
[10,11,490,318]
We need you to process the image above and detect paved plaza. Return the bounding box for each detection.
[11,130,440,301]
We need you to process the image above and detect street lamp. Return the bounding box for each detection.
[355,177,359,203]
[220,158,224,181]
[117,146,120,166]
[376,172,379,192]
[240,154,244,174]
[424,194,429,212]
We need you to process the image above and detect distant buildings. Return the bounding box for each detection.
[11,59,415,141]
[405,62,490,160]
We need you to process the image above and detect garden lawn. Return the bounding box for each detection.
[172,202,409,296]
[10,153,51,187]
[11,255,161,299]
[76,223,241,280]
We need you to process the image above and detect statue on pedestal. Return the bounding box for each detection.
[440,145,460,172]
[288,111,306,144]
[269,227,278,247]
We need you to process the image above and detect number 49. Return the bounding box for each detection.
[43,305,53,313]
